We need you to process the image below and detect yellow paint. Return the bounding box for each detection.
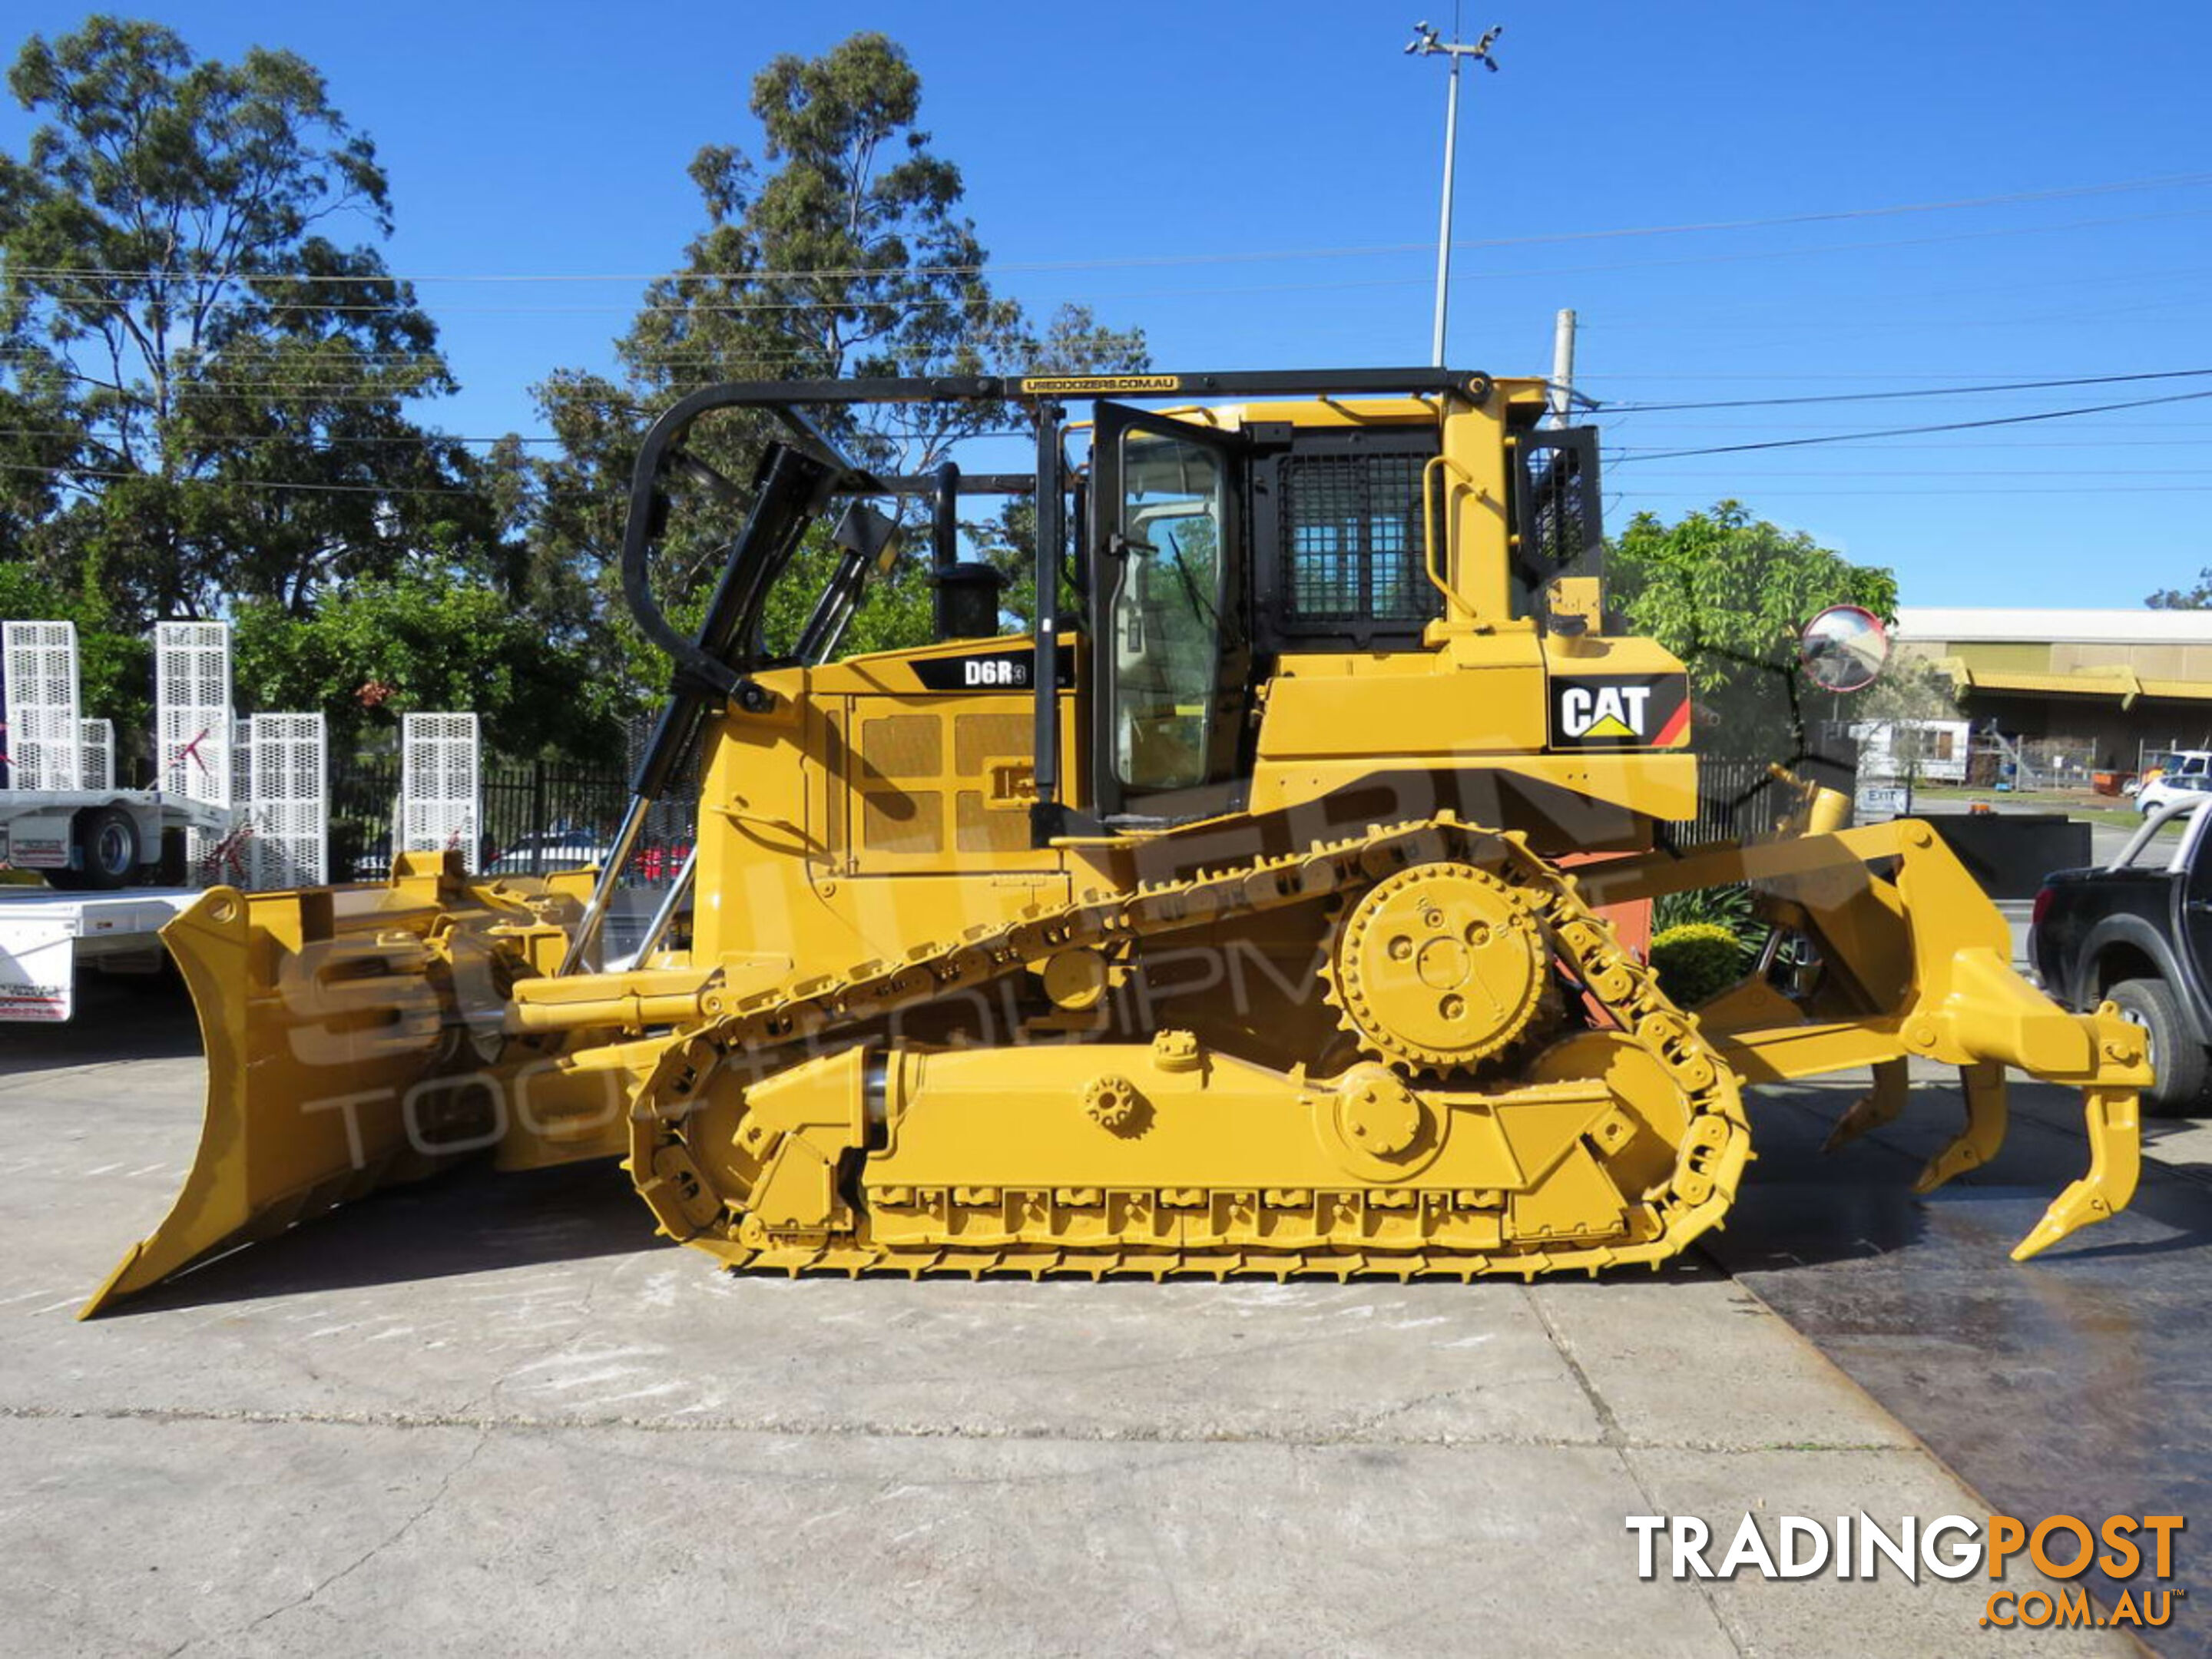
[84,381,2145,1310]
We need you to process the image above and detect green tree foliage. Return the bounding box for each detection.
[526,32,1147,693]
[230,570,621,760]
[0,22,1146,773]
[1608,500,1899,757]
[1853,651,1959,720]
[2147,569,2212,610]
[0,557,147,733]
[0,15,490,621]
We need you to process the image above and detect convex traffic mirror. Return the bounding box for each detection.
[1799,604,1890,694]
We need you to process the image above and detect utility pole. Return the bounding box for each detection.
[1406,19,1502,367]
[1548,307,1577,426]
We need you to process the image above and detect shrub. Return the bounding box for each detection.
[1654,882,1753,939]
[1650,922,1749,1008]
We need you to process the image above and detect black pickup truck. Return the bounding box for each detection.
[2030,797,2212,1113]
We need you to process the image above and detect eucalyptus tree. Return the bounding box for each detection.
[531,31,1147,678]
[0,15,487,621]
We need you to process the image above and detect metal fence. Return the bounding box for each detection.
[1969,731,2096,792]
[331,755,694,885]
[1674,748,1859,846]
[1677,757,1789,846]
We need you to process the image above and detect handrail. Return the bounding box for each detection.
[1420,452,1475,619]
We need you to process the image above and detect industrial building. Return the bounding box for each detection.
[1892,606,2212,779]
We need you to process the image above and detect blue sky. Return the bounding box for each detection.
[5,0,2210,608]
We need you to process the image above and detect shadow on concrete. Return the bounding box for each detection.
[1717,1077,2212,1657]
[0,972,201,1074]
[1701,1086,1936,1273]
[96,1154,661,1319]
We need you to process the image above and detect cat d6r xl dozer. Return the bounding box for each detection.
[84,368,2146,1315]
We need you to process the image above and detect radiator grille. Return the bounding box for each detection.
[863,790,942,855]
[954,712,1031,774]
[955,790,1031,853]
[861,714,942,780]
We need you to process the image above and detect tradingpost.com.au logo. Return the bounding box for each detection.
[1629,1512,2185,1631]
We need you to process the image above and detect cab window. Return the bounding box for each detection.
[1113,432,1226,790]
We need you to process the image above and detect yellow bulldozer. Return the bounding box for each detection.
[84,368,2147,1315]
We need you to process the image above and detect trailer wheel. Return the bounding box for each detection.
[73,805,142,892]
[2109,977,2210,1116]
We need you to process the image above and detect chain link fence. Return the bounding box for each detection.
[1966,733,2096,792]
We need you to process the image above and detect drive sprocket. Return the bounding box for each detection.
[1322,860,1548,1075]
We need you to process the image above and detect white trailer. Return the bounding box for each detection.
[1849,717,1972,786]
[0,620,470,1021]
[2,621,232,888]
[0,621,325,1022]
[0,886,200,1021]
[0,787,231,888]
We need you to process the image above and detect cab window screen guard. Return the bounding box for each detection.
[1281,451,1438,627]
[1250,428,1444,652]
[1508,426,1604,614]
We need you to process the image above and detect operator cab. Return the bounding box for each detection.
[608,369,1611,892]
[1081,395,1604,830]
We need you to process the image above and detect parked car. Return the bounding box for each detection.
[484,831,606,876]
[2136,771,2212,818]
[2030,793,2212,1113]
[2135,748,2212,796]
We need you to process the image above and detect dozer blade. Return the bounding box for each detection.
[81,854,582,1318]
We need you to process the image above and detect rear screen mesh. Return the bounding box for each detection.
[1279,454,1441,628]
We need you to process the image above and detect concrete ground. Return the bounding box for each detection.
[0,984,2124,1657]
[1717,1065,2212,1657]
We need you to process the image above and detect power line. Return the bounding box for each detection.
[12,203,2212,318]
[10,171,2204,287]
[0,422,1035,452]
[11,455,2196,502]
[1616,486,2212,497]
[1609,388,2212,462]
[0,425,563,446]
[1583,261,2212,322]
[1608,368,2212,413]
[1596,367,2212,381]
[1625,468,2212,478]
[0,460,492,497]
[1580,297,2212,337]
[3,424,2204,459]
[1612,429,2212,441]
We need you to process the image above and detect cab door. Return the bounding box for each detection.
[1086,402,1253,825]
